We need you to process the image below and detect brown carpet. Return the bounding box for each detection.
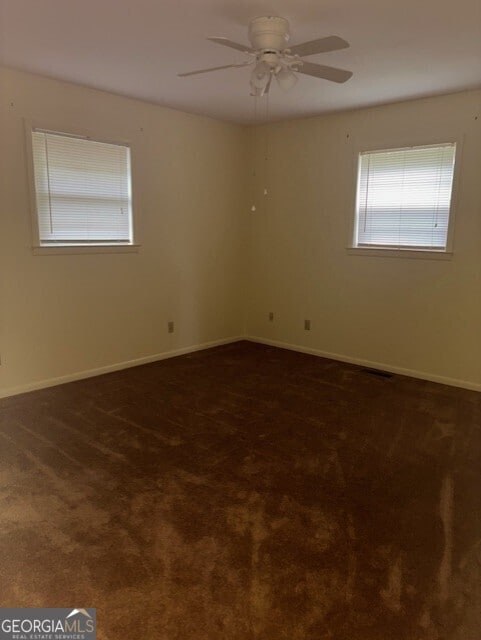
[0,341,480,639]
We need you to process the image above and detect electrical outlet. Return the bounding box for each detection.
[304,319,311,331]
[268,312,274,322]
[168,321,174,334]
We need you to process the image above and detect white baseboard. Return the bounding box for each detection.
[246,336,481,392]
[0,336,244,399]
[2,334,479,399]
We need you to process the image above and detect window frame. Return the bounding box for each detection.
[347,134,463,259]
[25,120,140,255]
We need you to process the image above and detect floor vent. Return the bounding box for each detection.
[361,367,394,379]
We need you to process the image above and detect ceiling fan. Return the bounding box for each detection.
[178,16,353,96]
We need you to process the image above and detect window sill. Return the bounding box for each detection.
[32,244,141,256]
[346,246,453,260]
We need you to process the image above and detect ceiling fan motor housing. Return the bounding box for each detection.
[249,16,290,52]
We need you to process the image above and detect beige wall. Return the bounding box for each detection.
[1,68,479,395]
[247,90,481,389]
[0,67,248,396]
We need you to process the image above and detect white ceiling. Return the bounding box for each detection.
[1,0,480,124]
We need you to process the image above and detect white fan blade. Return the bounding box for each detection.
[289,36,350,58]
[207,37,254,53]
[178,62,251,77]
[297,61,353,83]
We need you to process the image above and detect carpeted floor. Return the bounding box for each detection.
[0,341,480,639]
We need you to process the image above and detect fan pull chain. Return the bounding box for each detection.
[264,88,270,197]
[251,93,258,212]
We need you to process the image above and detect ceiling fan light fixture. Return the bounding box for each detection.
[178,17,353,95]
[276,67,298,91]
[251,60,271,89]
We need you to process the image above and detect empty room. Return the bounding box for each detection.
[0,0,480,638]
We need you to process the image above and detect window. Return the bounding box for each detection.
[353,143,456,252]
[30,128,134,249]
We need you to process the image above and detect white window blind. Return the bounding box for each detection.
[31,130,133,246]
[355,143,456,250]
